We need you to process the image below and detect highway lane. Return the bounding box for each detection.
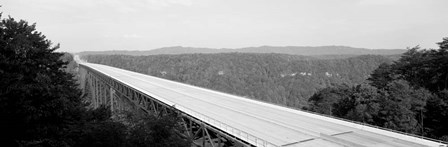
[97,64,301,144]
[83,62,446,147]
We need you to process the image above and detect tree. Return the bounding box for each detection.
[376,80,429,134]
[371,44,448,92]
[332,84,380,124]
[366,37,448,139]
[425,90,448,140]
[63,106,127,147]
[0,15,86,145]
[368,63,397,88]
[307,84,352,115]
[126,113,190,147]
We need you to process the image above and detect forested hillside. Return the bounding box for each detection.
[83,53,392,108]
[78,46,405,57]
[308,38,448,141]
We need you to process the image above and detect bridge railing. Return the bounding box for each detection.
[175,101,278,147]
[240,96,448,146]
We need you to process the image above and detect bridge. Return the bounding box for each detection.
[77,60,447,147]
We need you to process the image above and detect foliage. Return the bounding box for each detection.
[307,84,352,115]
[333,84,381,124]
[425,89,448,140]
[368,38,448,139]
[64,106,127,147]
[309,37,448,140]
[369,40,448,92]
[0,14,83,145]
[126,113,190,147]
[59,53,79,75]
[376,80,429,134]
[368,63,396,88]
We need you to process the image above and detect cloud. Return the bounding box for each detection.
[123,34,142,39]
[146,0,193,8]
[357,0,419,6]
[26,0,193,15]
[167,0,193,6]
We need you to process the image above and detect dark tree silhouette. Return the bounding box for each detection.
[0,15,85,145]
[0,14,192,146]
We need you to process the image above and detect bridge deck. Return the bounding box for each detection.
[83,62,445,147]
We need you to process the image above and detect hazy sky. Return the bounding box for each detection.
[3,0,448,52]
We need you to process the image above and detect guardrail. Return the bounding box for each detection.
[176,103,278,147]
[240,95,448,146]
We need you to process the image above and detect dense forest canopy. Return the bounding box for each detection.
[308,38,448,141]
[83,53,392,108]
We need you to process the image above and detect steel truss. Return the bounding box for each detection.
[79,65,253,147]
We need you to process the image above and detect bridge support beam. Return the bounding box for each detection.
[110,88,114,111]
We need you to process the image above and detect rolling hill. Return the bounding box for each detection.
[78,46,405,57]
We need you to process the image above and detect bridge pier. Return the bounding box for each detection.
[110,88,114,111]
[78,64,255,147]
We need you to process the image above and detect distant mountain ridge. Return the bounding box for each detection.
[78,46,406,56]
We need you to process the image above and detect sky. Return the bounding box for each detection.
[2,0,448,52]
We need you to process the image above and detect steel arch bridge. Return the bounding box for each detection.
[77,61,447,147]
